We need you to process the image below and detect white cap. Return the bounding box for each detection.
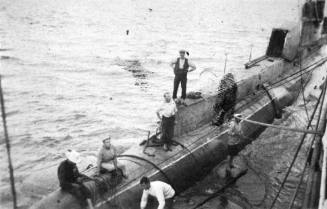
[65,149,81,164]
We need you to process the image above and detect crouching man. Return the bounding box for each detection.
[140,177,175,209]
[58,149,94,209]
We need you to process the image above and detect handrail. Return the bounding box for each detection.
[268,81,325,209]
[318,87,327,209]
[319,126,327,209]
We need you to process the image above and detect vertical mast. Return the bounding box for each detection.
[0,75,18,209]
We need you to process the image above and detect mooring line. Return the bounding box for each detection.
[234,115,322,136]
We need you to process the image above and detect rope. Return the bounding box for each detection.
[287,84,326,209]
[171,139,201,165]
[235,57,326,114]
[287,127,319,209]
[266,57,327,91]
[116,154,176,192]
[268,80,326,209]
[234,115,322,136]
[0,75,18,209]
[261,84,281,118]
[95,154,177,208]
[288,85,326,209]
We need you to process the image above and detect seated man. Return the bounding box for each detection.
[156,92,178,151]
[58,149,94,209]
[97,137,127,177]
[140,177,175,209]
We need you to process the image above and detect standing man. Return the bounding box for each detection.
[58,149,94,209]
[170,50,196,104]
[156,92,177,151]
[140,177,175,209]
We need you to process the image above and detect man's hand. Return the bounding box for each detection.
[188,67,196,72]
[170,62,175,70]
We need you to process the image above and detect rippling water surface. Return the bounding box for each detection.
[0,0,305,208]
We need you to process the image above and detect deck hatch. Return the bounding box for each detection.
[266,29,288,58]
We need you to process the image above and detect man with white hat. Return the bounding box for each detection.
[170,50,196,105]
[57,149,94,209]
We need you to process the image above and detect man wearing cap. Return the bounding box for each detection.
[170,50,196,104]
[57,149,94,209]
[139,176,175,209]
[97,137,127,177]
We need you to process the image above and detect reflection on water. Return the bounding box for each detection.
[0,0,302,208]
[114,58,153,89]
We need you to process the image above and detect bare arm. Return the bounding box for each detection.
[188,61,196,72]
[140,191,149,209]
[113,146,118,169]
[170,60,176,70]
[156,107,163,120]
[96,149,103,174]
[156,190,166,209]
[173,103,177,115]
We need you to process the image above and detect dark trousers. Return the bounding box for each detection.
[161,116,175,144]
[62,183,91,205]
[164,198,174,209]
[173,73,187,99]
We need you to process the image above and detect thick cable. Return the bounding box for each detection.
[117,154,176,191]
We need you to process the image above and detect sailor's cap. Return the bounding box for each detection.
[102,136,111,143]
[65,149,81,164]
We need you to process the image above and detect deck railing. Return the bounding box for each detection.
[319,126,327,209]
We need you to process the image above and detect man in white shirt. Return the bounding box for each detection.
[170,50,196,104]
[140,177,175,209]
[156,92,178,151]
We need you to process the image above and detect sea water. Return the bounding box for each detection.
[0,0,310,208]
